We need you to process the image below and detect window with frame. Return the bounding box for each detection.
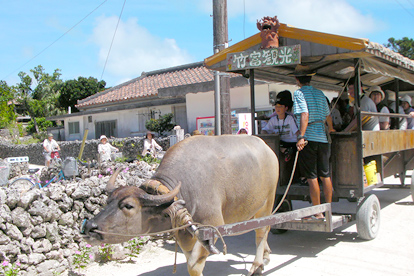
[68,121,80,134]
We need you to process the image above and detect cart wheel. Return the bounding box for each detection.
[356,194,380,240]
[270,196,292,234]
[411,173,414,202]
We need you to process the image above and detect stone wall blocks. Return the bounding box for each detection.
[11,206,31,227]
[33,239,52,253]
[0,229,11,245]
[31,224,47,239]
[19,189,41,209]
[5,222,23,240]
[28,252,46,265]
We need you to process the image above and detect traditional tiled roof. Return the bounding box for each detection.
[76,62,219,109]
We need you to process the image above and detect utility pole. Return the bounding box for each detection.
[213,0,231,135]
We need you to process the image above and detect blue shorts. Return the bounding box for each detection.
[299,141,331,179]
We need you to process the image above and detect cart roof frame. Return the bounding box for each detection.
[204,23,414,93]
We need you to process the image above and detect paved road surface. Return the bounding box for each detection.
[78,175,414,276]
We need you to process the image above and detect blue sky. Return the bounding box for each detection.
[1,0,413,88]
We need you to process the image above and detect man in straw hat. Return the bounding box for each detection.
[292,65,334,220]
[346,77,380,131]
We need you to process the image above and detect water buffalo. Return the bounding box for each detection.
[82,135,279,276]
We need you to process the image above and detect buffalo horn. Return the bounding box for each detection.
[139,183,181,207]
[106,167,123,192]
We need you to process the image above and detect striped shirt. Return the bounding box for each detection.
[293,85,329,143]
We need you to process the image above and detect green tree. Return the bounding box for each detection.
[385,37,414,59]
[58,76,106,112]
[0,81,16,128]
[145,113,175,136]
[14,65,63,133]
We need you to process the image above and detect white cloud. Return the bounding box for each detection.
[203,0,382,38]
[91,16,193,84]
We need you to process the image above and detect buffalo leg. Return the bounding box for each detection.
[182,240,210,276]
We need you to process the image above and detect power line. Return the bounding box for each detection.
[3,0,108,81]
[394,0,414,19]
[100,0,127,81]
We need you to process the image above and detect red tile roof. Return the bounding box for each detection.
[76,62,223,109]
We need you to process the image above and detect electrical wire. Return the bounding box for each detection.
[100,0,127,81]
[3,0,108,81]
[393,0,414,19]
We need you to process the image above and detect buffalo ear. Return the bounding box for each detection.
[106,167,123,192]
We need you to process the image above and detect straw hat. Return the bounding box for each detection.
[368,86,385,99]
[289,65,316,76]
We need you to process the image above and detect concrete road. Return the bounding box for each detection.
[81,175,414,276]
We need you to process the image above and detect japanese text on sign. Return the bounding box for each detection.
[226,45,301,71]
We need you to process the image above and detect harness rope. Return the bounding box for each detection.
[93,208,227,274]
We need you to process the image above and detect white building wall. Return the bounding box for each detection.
[185,83,300,134]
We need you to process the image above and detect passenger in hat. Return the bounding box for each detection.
[386,90,407,130]
[98,135,119,162]
[43,133,60,167]
[142,131,163,157]
[262,97,298,162]
[346,77,380,131]
[400,95,414,129]
[269,90,294,118]
[291,64,333,220]
[237,128,248,134]
[368,86,390,130]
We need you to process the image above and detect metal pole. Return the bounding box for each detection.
[250,70,256,135]
[213,0,230,135]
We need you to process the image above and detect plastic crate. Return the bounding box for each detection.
[62,157,79,178]
[0,161,10,186]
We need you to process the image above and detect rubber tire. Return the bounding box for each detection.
[9,178,35,196]
[356,194,380,240]
[411,172,414,202]
[270,197,292,235]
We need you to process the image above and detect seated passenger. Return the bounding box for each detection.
[261,98,298,162]
[345,77,380,131]
[368,86,390,130]
[330,97,343,131]
[269,90,294,118]
[401,95,414,129]
[386,90,407,130]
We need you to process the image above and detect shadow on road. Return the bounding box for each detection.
[134,187,411,276]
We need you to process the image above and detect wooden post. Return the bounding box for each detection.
[213,0,231,134]
[78,129,89,161]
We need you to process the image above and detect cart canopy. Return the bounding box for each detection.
[204,23,414,92]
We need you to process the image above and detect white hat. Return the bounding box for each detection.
[368,86,385,99]
[401,95,412,106]
[386,90,396,101]
[100,135,108,141]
